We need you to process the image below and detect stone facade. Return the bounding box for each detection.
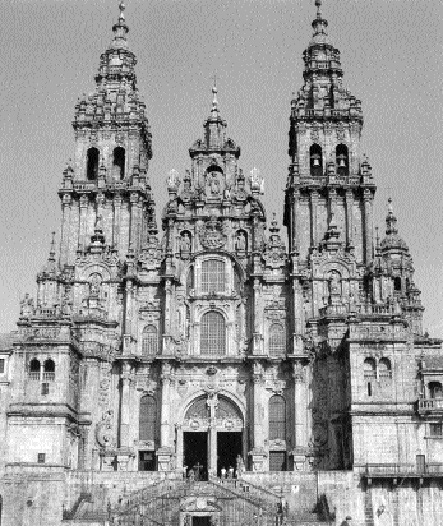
[1,2,443,526]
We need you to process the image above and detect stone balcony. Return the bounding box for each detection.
[417,398,443,415]
[362,462,443,485]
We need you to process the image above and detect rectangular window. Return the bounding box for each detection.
[138,451,155,471]
[41,383,50,396]
[0,359,4,374]
[430,423,443,436]
[37,453,46,463]
[269,451,287,472]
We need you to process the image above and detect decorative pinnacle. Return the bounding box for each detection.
[386,198,398,236]
[211,74,218,114]
[315,0,322,19]
[49,231,56,261]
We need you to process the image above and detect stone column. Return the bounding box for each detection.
[310,191,319,251]
[250,363,266,471]
[291,360,309,471]
[79,194,89,250]
[113,194,122,251]
[157,363,174,471]
[291,189,301,255]
[345,190,353,249]
[176,424,184,474]
[119,361,131,449]
[292,280,304,354]
[208,394,218,477]
[293,361,307,448]
[363,190,373,264]
[60,194,71,265]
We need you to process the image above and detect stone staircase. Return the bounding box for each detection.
[63,479,332,525]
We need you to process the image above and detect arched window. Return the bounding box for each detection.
[363,357,376,379]
[378,357,392,379]
[336,144,349,175]
[29,358,41,379]
[200,311,226,355]
[139,395,156,442]
[201,259,226,293]
[269,395,286,440]
[44,359,55,373]
[269,323,285,356]
[142,325,158,356]
[429,382,443,399]
[87,147,99,180]
[393,277,402,293]
[113,147,125,180]
[310,143,323,177]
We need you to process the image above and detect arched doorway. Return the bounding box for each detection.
[181,394,244,480]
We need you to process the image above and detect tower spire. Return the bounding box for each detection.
[110,0,129,51]
[311,0,328,44]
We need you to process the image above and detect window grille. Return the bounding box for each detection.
[201,259,225,293]
[430,423,443,436]
[378,358,392,379]
[42,383,50,396]
[0,359,4,374]
[139,395,156,442]
[185,397,210,420]
[200,311,226,355]
[269,324,285,356]
[37,453,46,463]
[269,395,286,440]
[269,451,287,472]
[142,325,158,356]
[363,358,376,379]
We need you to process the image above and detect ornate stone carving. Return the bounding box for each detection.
[198,217,227,250]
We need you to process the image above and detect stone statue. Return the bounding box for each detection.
[90,273,102,296]
[236,231,246,252]
[180,233,191,256]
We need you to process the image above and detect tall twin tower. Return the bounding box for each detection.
[1,2,442,526]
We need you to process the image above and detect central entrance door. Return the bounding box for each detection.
[184,432,208,480]
[217,432,242,476]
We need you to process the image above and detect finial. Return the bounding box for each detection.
[212,74,218,114]
[49,231,56,261]
[315,0,322,18]
[119,0,126,21]
[387,197,393,215]
[375,226,380,253]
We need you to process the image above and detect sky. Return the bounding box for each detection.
[0,0,442,337]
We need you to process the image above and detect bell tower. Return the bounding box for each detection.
[58,0,155,266]
[284,0,375,265]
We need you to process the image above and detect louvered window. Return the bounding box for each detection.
[139,395,156,442]
[202,259,225,293]
[200,311,226,355]
[269,395,286,440]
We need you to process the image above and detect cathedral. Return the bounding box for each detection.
[1,1,442,525]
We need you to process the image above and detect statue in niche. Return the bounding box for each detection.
[89,273,102,297]
[209,173,221,196]
[329,272,341,296]
[180,232,191,257]
[236,231,246,252]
